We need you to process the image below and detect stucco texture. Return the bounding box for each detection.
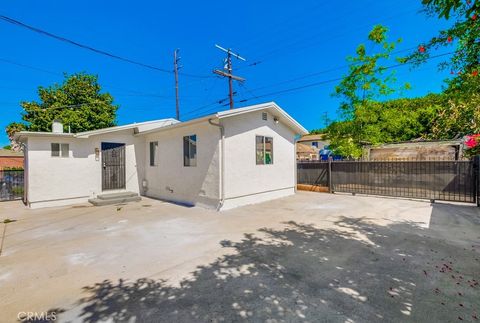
[222,110,296,209]
[143,121,221,209]
[25,130,145,208]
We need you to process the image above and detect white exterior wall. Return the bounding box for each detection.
[221,111,296,210]
[26,130,145,208]
[143,121,221,209]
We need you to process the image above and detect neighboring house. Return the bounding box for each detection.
[363,139,464,161]
[297,134,329,150]
[0,149,24,170]
[296,143,318,161]
[296,134,330,161]
[15,102,308,209]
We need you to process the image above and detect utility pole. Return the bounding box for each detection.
[213,44,246,110]
[322,112,331,128]
[174,49,181,120]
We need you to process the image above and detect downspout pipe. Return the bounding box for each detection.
[208,118,225,210]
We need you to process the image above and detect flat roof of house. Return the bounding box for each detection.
[0,149,23,157]
[14,118,178,141]
[297,134,326,142]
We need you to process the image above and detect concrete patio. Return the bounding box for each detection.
[0,192,479,322]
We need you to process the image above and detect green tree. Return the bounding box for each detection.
[334,24,406,117]
[327,25,410,157]
[430,73,480,138]
[325,96,441,158]
[5,122,26,151]
[8,72,118,134]
[407,0,479,75]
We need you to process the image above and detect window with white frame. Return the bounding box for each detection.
[183,135,197,167]
[256,136,273,165]
[149,141,158,166]
[51,143,69,158]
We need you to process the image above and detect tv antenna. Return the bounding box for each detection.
[213,44,246,110]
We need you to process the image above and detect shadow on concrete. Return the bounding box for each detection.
[50,212,480,322]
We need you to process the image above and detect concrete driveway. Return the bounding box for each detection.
[0,192,479,322]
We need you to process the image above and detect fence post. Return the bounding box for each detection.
[475,155,480,207]
[328,158,333,193]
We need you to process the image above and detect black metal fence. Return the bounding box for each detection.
[298,158,479,205]
[0,169,24,201]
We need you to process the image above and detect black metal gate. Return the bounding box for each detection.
[298,159,479,204]
[0,169,24,201]
[101,142,126,191]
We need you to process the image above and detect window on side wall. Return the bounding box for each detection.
[183,135,197,167]
[51,143,69,158]
[149,141,158,166]
[256,136,273,165]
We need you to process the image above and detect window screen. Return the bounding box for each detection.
[183,135,197,167]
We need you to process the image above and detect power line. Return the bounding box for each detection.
[237,50,455,104]
[213,44,246,110]
[181,100,225,118]
[243,46,419,94]
[0,56,182,100]
[0,14,211,79]
[175,49,455,120]
[0,58,59,76]
[237,5,419,71]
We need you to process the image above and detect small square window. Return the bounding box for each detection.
[51,143,69,158]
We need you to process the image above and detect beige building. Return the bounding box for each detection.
[296,143,318,161]
[296,134,330,161]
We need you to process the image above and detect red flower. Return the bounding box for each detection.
[465,135,480,148]
[473,70,479,77]
[418,45,426,53]
[472,14,477,20]
[447,36,453,42]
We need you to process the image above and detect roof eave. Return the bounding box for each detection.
[217,102,308,135]
[135,114,218,136]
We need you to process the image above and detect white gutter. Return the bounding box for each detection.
[208,118,225,210]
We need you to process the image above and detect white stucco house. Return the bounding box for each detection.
[14,102,308,210]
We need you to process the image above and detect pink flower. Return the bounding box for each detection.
[465,134,480,148]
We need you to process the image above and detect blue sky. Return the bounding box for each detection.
[0,0,452,146]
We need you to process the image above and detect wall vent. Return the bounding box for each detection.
[262,112,268,121]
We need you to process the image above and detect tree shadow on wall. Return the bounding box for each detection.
[59,217,478,322]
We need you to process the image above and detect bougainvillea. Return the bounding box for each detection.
[464,134,480,156]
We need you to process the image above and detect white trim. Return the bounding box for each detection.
[76,118,178,138]
[14,118,178,141]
